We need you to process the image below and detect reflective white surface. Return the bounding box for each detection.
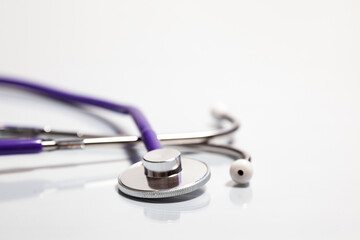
[0,0,360,239]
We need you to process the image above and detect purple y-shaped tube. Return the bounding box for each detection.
[0,76,162,154]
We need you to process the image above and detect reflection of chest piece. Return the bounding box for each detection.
[118,148,211,199]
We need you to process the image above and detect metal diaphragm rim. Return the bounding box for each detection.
[118,157,211,199]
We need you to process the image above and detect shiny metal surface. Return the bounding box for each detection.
[175,143,251,162]
[118,157,211,198]
[40,112,239,150]
[20,112,238,145]
[0,125,96,138]
[142,148,181,173]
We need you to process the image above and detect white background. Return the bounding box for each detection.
[0,0,360,239]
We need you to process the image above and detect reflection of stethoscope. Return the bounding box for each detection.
[0,76,253,199]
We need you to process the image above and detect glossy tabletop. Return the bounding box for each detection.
[0,1,359,239]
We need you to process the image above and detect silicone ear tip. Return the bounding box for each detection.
[211,103,229,119]
[229,159,253,184]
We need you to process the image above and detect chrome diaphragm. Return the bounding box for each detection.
[118,148,211,199]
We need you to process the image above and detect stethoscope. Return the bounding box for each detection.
[0,76,253,199]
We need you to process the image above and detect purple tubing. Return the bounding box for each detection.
[0,138,43,155]
[0,76,162,152]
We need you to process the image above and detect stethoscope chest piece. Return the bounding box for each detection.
[118,148,211,199]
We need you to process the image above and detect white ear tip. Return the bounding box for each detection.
[230,159,253,184]
[211,103,229,119]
